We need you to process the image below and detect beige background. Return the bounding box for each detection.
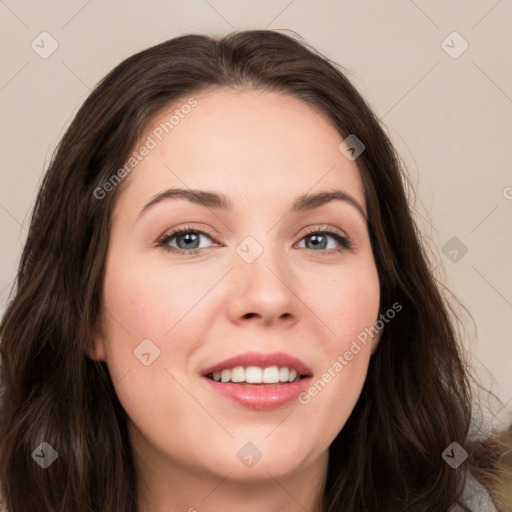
[1,0,511,428]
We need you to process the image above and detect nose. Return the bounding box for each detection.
[225,242,300,327]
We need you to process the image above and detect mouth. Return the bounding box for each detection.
[200,351,313,384]
[200,352,313,409]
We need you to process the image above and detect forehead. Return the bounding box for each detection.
[116,88,366,215]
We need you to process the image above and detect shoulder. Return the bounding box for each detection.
[450,470,499,512]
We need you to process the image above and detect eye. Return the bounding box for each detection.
[297,226,354,254]
[158,225,218,254]
[157,224,354,255]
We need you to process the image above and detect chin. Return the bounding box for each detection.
[202,438,310,482]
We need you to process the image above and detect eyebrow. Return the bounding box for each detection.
[137,188,367,222]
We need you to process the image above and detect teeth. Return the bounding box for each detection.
[210,366,303,384]
[262,366,279,383]
[245,366,262,383]
[231,366,245,383]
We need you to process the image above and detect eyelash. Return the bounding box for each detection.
[157,224,354,256]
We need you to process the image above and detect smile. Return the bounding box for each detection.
[200,351,313,409]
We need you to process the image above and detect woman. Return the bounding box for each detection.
[0,29,510,512]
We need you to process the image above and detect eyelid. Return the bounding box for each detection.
[300,224,348,240]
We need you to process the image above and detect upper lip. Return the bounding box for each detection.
[201,351,313,376]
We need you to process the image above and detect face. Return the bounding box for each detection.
[91,88,381,488]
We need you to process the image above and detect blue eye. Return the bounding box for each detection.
[158,226,216,254]
[158,225,354,255]
[297,229,353,253]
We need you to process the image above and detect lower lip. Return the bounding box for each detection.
[201,376,312,410]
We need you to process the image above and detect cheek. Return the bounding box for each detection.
[99,263,195,432]
[100,253,215,402]
[327,265,380,391]
[296,263,379,440]
[99,260,174,387]
[305,262,380,344]
[102,256,205,341]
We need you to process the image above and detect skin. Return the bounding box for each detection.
[90,88,382,512]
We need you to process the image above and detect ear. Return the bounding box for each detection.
[87,323,107,361]
[370,327,383,356]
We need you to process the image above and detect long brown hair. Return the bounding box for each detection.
[0,29,509,512]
